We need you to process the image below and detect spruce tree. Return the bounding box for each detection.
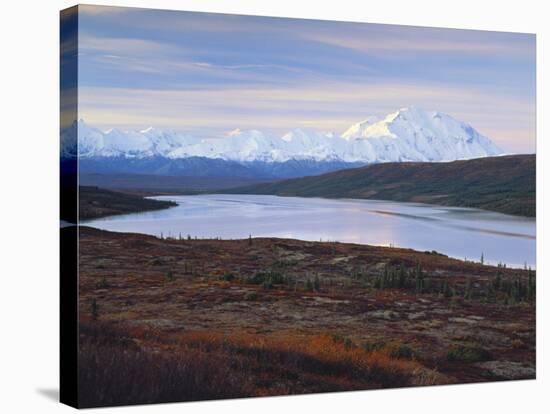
[527,268,535,301]
[313,274,320,291]
[91,299,99,321]
[442,280,452,298]
[464,279,473,300]
[399,263,406,288]
[494,272,502,291]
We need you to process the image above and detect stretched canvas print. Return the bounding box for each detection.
[60,4,536,408]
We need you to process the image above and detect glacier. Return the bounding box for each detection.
[62,107,504,164]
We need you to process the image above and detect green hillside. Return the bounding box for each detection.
[223,155,535,217]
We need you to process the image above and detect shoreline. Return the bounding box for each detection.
[76,225,535,270]
[77,186,177,221]
[154,192,536,220]
[77,188,535,270]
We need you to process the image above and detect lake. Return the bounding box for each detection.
[84,194,536,269]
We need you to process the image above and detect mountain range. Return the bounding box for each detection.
[62,107,504,179]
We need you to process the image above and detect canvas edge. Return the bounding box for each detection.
[60,4,79,409]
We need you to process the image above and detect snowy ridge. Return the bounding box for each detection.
[62,107,503,163]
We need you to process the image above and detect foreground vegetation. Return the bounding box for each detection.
[79,321,441,407]
[224,154,535,217]
[79,186,176,220]
[77,227,535,407]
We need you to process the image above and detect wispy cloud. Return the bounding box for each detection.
[77,33,328,84]
[78,4,131,16]
[79,34,180,55]
[302,26,535,58]
[74,5,536,153]
[78,82,535,153]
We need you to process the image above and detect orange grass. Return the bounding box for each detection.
[165,329,439,388]
[78,321,441,407]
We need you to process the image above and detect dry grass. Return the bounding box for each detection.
[78,322,252,407]
[78,321,441,406]
[76,228,536,407]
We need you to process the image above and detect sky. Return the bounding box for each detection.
[68,4,536,153]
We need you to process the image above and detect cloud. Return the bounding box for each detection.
[74,6,536,153]
[79,6,290,35]
[79,34,179,56]
[77,81,535,153]
[79,6,535,60]
[303,28,535,58]
[77,33,324,83]
[77,4,131,16]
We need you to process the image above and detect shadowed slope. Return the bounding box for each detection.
[224,155,535,217]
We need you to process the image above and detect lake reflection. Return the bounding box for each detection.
[84,194,536,268]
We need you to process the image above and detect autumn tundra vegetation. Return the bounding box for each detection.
[76,226,535,407]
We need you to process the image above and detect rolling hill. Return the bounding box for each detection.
[223,154,535,217]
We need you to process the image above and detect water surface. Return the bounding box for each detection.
[85,194,535,268]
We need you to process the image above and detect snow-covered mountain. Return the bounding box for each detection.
[63,107,503,168]
[340,107,502,162]
[62,120,199,159]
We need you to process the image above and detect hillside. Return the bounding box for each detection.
[76,226,535,406]
[224,154,535,217]
[79,186,176,221]
[79,173,270,193]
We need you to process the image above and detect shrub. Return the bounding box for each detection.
[95,276,109,289]
[272,258,299,268]
[313,274,321,291]
[343,337,353,349]
[330,334,354,349]
[464,279,473,300]
[447,344,491,363]
[78,335,250,407]
[218,273,235,282]
[362,340,386,353]
[91,299,99,321]
[442,280,453,298]
[77,322,439,406]
[388,343,416,360]
[247,271,288,286]
[511,339,525,349]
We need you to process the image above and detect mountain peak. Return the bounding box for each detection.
[341,116,377,140]
[226,128,242,137]
[340,108,502,162]
[397,105,423,113]
[384,106,431,122]
[66,108,503,164]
